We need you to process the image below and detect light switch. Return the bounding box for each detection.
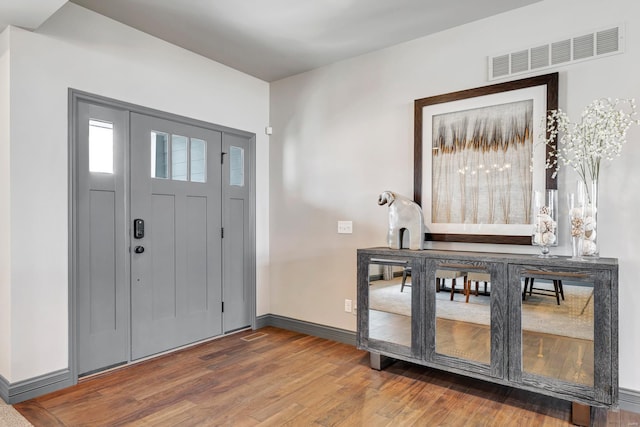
[337,221,353,234]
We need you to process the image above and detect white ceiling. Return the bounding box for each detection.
[0,0,66,31]
[2,0,541,82]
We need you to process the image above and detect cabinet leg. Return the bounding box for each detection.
[369,352,394,370]
[571,402,591,426]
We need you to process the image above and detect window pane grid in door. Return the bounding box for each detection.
[89,119,114,174]
[151,132,206,183]
[151,131,169,179]
[190,138,206,183]
[229,146,244,187]
[172,135,188,181]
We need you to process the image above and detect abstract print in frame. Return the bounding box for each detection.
[414,73,558,244]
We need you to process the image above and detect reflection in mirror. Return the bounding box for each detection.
[521,273,594,386]
[435,266,491,365]
[367,259,411,347]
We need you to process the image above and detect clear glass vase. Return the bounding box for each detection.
[532,189,558,258]
[567,192,584,260]
[578,179,598,258]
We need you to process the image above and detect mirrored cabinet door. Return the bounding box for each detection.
[434,267,491,364]
[358,255,423,358]
[518,268,599,384]
[520,271,595,386]
[510,265,613,403]
[428,260,505,378]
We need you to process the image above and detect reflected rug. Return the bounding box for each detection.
[369,277,594,340]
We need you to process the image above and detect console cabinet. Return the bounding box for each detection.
[357,248,618,408]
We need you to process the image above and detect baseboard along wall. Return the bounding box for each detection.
[0,370,73,405]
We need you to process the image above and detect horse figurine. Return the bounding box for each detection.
[377,191,425,250]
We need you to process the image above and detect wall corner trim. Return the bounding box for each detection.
[255,314,356,346]
[0,369,73,404]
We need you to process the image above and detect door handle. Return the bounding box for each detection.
[134,246,145,254]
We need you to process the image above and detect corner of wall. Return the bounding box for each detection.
[0,24,11,384]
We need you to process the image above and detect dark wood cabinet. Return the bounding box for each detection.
[357,248,618,408]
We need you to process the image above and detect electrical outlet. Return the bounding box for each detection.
[344,299,352,313]
[337,221,353,234]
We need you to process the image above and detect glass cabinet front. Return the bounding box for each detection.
[518,268,597,388]
[357,249,617,407]
[433,264,492,365]
[428,260,504,378]
[366,258,413,347]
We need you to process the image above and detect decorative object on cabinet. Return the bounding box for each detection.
[377,191,425,250]
[414,73,558,245]
[543,97,639,257]
[568,191,584,260]
[577,180,599,257]
[358,247,617,422]
[531,189,558,257]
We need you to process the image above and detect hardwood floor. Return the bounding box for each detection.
[14,327,640,426]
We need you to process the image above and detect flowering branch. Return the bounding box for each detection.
[543,98,639,202]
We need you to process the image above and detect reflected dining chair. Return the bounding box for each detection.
[465,271,491,303]
[436,270,468,300]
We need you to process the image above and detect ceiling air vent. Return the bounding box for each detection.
[488,24,624,80]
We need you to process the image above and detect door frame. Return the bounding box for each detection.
[68,88,257,383]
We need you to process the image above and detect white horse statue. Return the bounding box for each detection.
[377,191,425,250]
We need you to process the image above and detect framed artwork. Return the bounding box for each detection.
[414,73,558,244]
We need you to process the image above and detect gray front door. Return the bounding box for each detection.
[222,133,253,332]
[75,93,255,375]
[130,113,223,360]
[76,101,129,375]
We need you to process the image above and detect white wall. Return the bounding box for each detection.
[269,0,640,391]
[0,27,11,381]
[4,2,269,383]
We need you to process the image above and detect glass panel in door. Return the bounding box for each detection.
[171,135,188,181]
[434,264,491,365]
[89,119,114,174]
[367,259,412,347]
[520,271,594,386]
[190,138,206,183]
[151,131,169,179]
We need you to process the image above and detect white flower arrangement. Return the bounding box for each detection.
[542,98,638,257]
[543,98,639,200]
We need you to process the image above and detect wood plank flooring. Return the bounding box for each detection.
[14,327,640,426]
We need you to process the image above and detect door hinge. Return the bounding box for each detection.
[221,152,227,164]
[221,227,224,238]
[222,301,224,313]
